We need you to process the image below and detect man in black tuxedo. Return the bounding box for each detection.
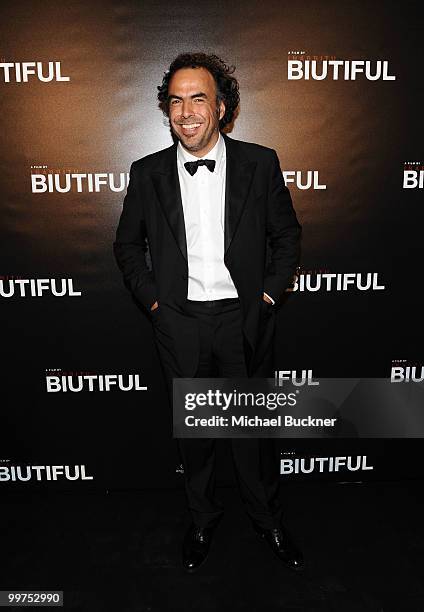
[114,53,303,572]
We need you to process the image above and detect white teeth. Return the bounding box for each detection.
[182,124,200,129]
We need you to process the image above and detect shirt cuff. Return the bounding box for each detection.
[263,292,275,305]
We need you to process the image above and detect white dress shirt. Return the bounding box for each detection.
[177,132,238,301]
[176,132,274,304]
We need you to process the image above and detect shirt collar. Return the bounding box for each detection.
[177,131,225,174]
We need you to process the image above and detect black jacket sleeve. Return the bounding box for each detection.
[263,150,301,305]
[113,162,157,311]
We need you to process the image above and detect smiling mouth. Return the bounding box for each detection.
[179,123,202,131]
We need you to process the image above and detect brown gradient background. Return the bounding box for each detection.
[1,0,423,489]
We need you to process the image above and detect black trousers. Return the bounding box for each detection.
[153,297,283,530]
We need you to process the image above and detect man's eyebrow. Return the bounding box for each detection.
[168,92,208,100]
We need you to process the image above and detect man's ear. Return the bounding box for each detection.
[218,100,225,121]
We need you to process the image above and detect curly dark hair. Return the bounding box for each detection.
[157,52,240,130]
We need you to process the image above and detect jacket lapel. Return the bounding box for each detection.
[222,133,257,253]
[151,143,188,261]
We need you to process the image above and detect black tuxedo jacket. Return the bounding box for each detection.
[113,132,301,376]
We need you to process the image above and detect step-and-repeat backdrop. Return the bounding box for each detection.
[1,0,422,490]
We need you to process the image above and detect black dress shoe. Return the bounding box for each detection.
[182,523,215,572]
[254,522,304,571]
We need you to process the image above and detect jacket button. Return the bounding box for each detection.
[182,274,187,280]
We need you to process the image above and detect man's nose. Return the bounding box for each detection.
[181,99,194,117]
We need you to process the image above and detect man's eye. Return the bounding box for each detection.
[170,99,180,105]
[194,98,204,102]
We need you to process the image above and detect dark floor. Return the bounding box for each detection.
[1,480,424,611]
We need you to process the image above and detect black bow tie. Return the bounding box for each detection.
[184,159,216,176]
